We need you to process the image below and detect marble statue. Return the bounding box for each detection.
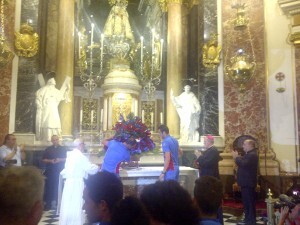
[171,85,201,142]
[36,77,70,142]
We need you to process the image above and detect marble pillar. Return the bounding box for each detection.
[0,1,15,141]
[222,0,267,152]
[56,0,74,139]
[166,0,183,138]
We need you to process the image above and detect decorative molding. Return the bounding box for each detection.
[289,31,300,45]
[158,0,199,12]
[278,0,300,16]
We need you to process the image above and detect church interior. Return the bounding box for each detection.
[1,0,300,223]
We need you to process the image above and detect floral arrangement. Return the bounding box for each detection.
[112,113,156,154]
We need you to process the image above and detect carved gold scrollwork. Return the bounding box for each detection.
[202,33,222,69]
[289,32,300,46]
[14,23,39,57]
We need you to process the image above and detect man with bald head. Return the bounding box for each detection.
[42,135,66,210]
[232,139,259,225]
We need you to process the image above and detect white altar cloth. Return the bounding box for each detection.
[57,166,198,215]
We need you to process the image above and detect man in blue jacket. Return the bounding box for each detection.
[232,139,259,225]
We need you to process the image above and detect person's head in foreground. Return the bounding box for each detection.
[0,166,45,225]
[83,171,124,223]
[140,180,199,225]
[194,176,223,218]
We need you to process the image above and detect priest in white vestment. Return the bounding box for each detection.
[58,139,98,225]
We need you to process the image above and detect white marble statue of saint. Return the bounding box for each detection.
[170,85,201,143]
[103,0,135,43]
[36,76,71,142]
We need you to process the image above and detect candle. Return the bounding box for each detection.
[142,110,145,123]
[80,109,83,123]
[151,28,155,56]
[78,32,81,58]
[160,39,164,66]
[100,33,104,57]
[160,112,163,124]
[100,108,103,123]
[91,23,94,46]
[151,112,154,125]
[140,36,144,63]
[91,110,94,123]
[100,33,104,71]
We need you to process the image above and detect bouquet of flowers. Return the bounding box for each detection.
[112,113,156,154]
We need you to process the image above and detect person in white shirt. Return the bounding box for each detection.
[0,134,26,168]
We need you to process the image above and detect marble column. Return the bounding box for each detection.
[166,0,183,138]
[56,0,74,138]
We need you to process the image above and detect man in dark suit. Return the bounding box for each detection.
[232,139,259,225]
[195,134,220,178]
[195,134,223,224]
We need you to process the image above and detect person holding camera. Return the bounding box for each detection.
[278,203,300,225]
[0,134,26,168]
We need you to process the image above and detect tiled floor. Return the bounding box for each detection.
[38,210,266,225]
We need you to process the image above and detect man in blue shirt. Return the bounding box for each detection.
[158,125,180,181]
[101,138,134,175]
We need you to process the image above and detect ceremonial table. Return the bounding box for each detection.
[119,166,199,196]
[57,166,198,214]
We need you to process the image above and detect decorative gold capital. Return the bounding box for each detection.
[289,31,300,45]
[159,0,185,12]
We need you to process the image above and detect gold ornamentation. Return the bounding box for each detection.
[112,93,132,126]
[15,23,39,57]
[225,49,256,92]
[158,0,168,12]
[289,31,300,45]
[0,0,14,67]
[108,0,128,7]
[232,3,249,30]
[158,0,184,12]
[202,33,222,69]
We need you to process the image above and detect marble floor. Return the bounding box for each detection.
[38,210,266,225]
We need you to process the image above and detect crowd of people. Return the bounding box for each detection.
[0,128,298,225]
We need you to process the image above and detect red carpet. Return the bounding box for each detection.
[223,199,267,210]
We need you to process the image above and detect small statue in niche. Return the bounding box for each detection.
[202,33,222,69]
